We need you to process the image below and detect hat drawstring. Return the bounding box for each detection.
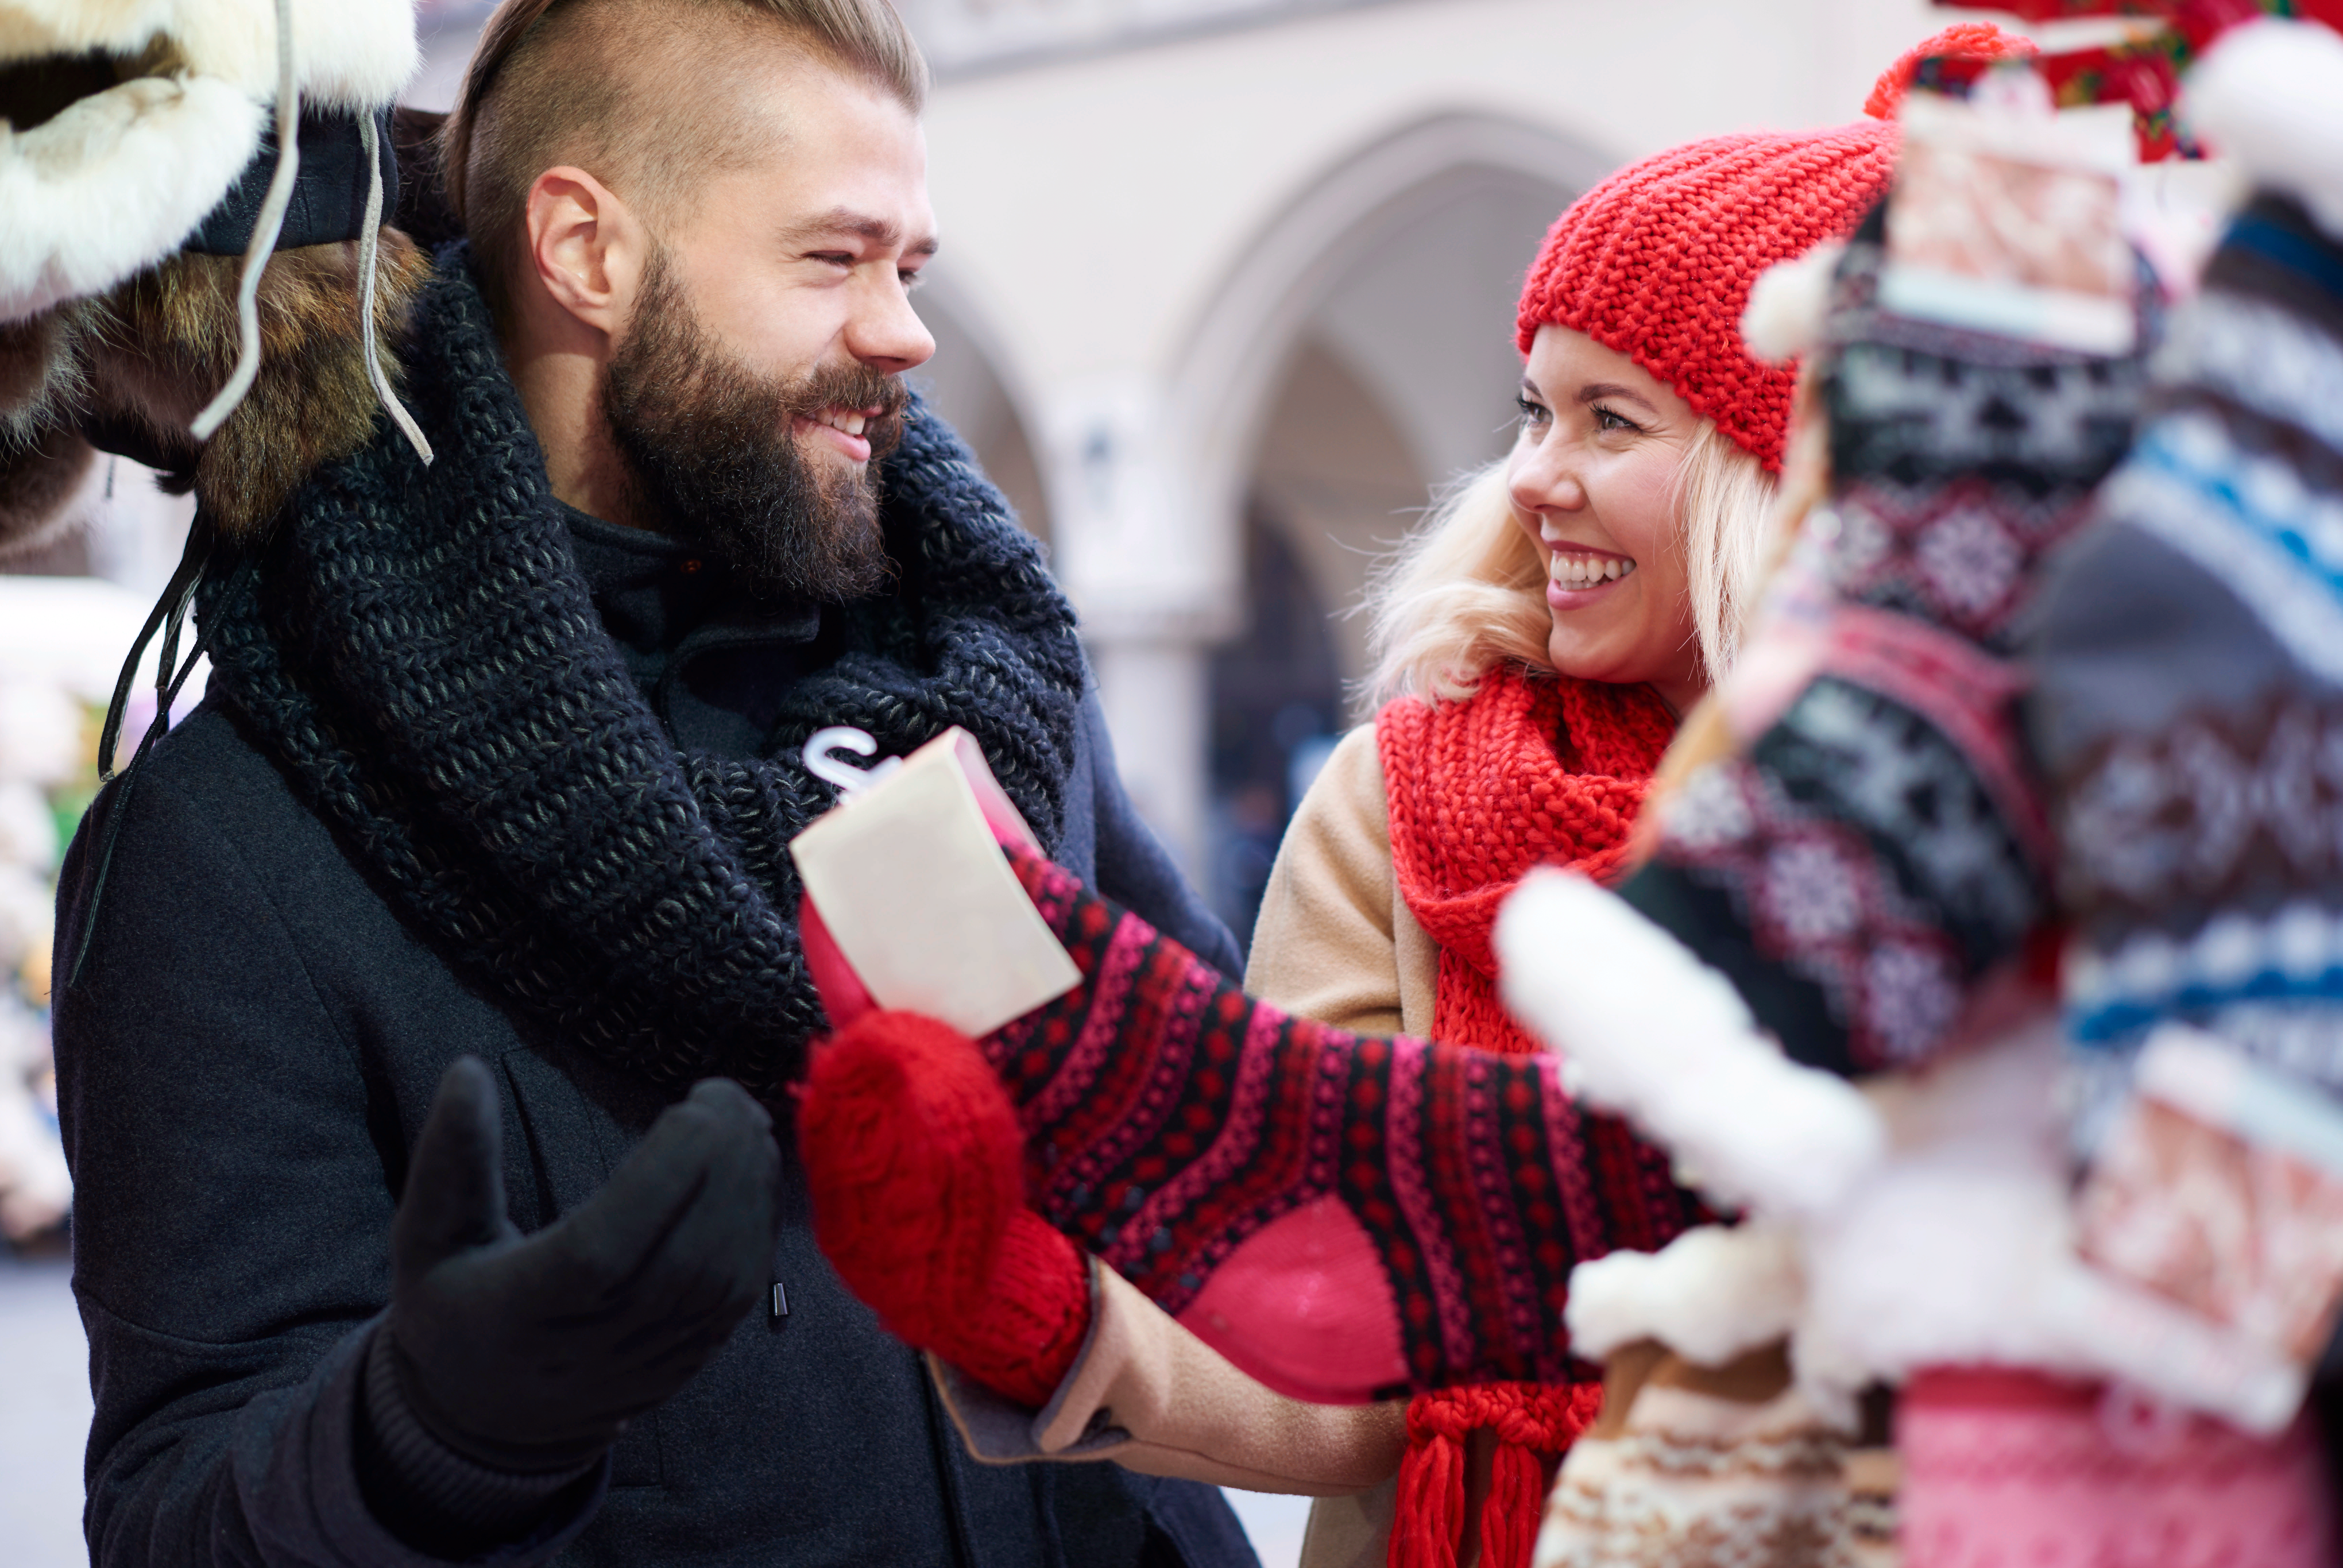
[189,0,298,443]
[357,108,432,464]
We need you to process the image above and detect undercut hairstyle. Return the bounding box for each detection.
[441,0,928,324]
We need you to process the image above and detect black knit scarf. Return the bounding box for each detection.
[198,248,1086,1096]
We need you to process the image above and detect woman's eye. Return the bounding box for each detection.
[1515,397,1549,427]
[1592,405,1639,433]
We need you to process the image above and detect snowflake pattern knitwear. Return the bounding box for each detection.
[198,245,1087,1097]
[2032,195,2343,1140]
[1513,124,1896,472]
[1617,205,2152,1078]
[983,848,1703,1396]
[1378,665,1677,1568]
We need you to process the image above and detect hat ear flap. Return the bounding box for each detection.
[0,426,96,562]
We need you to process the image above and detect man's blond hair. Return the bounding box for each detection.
[441,0,928,322]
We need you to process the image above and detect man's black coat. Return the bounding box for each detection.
[52,546,1253,1565]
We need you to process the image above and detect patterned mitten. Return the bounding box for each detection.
[1615,199,2150,1079]
[800,1010,1090,1407]
[2030,23,2343,1144]
[961,848,1701,1402]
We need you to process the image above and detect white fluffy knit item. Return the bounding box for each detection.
[1740,241,1847,367]
[1566,1223,1804,1368]
[1496,869,1886,1218]
[2185,17,2343,244]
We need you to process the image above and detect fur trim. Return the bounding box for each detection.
[2186,18,2343,244]
[0,426,94,558]
[1791,1022,2104,1409]
[1566,1223,1803,1367]
[0,0,417,109]
[1741,241,1846,367]
[1496,869,1886,1217]
[0,76,262,322]
[15,232,430,540]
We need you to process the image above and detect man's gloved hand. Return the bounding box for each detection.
[382,1057,781,1474]
[800,1010,1092,1408]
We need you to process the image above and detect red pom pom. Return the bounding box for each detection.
[1865,21,2040,120]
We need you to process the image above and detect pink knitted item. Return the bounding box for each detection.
[1898,1367,2334,1568]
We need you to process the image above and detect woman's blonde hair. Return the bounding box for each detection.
[1363,421,1775,706]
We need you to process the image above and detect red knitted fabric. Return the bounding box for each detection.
[1863,22,2038,119]
[800,1010,1090,1409]
[1395,1384,1606,1568]
[1512,23,2042,472]
[1512,122,1894,473]
[1379,664,1676,1568]
[1381,662,1677,1056]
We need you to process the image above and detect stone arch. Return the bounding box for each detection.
[1164,110,1618,585]
[908,274,1058,549]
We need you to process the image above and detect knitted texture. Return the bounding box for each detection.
[1513,126,1896,471]
[1381,664,1677,1055]
[1618,205,2149,1077]
[1897,1369,2332,1568]
[196,245,1086,1096]
[2031,195,2343,1135]
[1862,22,2038,119]
[1378,665,1676,1568]
[801,1011,1089,1408]
[983,848,1702,1395]
[1398,1383,1603,1568]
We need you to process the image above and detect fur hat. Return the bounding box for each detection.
[0,0,427,554]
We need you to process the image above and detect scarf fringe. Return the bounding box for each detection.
[1390,1382,1604,1568]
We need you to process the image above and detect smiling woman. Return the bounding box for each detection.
[1240,117,1901,1568]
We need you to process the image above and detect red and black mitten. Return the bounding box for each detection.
[925,848,1702,1403]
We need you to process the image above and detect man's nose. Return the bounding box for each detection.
[847,273,936,375]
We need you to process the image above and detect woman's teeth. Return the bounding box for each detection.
[1549,552,1633,586]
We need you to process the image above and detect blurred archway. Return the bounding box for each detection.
[1192,127,1587,934]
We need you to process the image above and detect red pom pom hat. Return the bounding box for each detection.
[1513,23,2035,473]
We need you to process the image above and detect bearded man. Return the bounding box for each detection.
[50,1,1250,1564]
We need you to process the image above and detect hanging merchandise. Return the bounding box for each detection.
[1914,0,2310,160]
[1,0,433,558]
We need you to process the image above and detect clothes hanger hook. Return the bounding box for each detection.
[803,727,902,799]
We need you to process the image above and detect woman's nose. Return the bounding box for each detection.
[1509,442,1585,516]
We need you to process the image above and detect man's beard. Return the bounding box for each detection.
[602,252,907,602]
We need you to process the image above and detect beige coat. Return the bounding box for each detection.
[930,723,1426,1556]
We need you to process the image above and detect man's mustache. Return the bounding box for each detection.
[784,364,912,460]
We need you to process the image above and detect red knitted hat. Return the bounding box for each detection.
[1513,24,2034,472]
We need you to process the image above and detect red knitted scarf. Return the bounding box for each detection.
[1377,663,1676,1568]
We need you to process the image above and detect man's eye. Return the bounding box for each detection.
[899,268,926,292]
[809,252,856,268]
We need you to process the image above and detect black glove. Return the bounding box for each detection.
[381,1057,781,1475]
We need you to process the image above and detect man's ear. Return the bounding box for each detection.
[523,166,647,339]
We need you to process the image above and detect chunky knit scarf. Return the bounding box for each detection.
[197,248,1086,1098]
[1377,663,1678,1568]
